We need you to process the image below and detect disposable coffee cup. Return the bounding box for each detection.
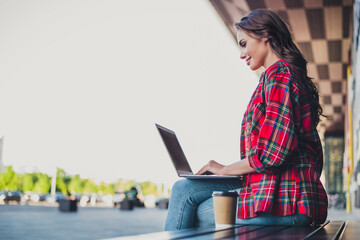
[212,191,238,227]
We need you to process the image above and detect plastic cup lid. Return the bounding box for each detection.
[212,191,238,197]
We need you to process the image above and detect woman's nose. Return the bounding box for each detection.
[240,50,246,59]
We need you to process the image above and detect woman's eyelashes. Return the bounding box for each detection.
[239,40,246,47]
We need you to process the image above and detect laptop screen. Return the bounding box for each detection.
[156,124,192,174]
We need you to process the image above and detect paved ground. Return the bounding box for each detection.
[327,208,360,221]
[1,203,360,240]
[0,204,168,240]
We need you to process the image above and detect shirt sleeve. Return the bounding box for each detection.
[247,70,298,174]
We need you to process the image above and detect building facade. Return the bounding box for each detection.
[348,0,360,209]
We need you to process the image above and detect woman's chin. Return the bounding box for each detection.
[249,65,261,71]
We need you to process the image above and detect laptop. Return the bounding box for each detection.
[156,124,243,180]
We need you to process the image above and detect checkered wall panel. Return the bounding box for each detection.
[209,0,353,135]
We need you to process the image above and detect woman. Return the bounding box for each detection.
[164,9,328,230]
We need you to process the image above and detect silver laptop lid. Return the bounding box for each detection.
[156,124,193,176]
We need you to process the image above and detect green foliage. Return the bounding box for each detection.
[0,166,21,190]
[32,173,51,193]
[56,168,69,194]
[114,179,137,192]
[68,174,83,194]
[82,179,97,194]
[0,166,162,197]
[139,181,157,196]
[98,181,115,195]
[106,183,115,195]
[21,174,34,192]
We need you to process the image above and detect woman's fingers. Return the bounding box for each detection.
[195,160,224,175]
[195,165,208,175]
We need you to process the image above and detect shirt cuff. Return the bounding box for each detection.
[248,148,279,174]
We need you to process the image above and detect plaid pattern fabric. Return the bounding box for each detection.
[238,60,328,224]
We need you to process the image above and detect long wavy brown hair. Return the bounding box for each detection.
[235,9,323,126]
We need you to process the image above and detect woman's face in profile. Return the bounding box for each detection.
[236,30,269,71]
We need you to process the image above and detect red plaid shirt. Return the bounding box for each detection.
[238,60,328,224]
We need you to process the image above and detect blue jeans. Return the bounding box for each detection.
[164,179,313,230]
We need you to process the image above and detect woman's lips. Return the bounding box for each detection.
[246,57,251,65]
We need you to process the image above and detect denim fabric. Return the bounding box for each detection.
[164,179,242,230]
[196,197,313,227]
[165,179,313,230]
[235,212,313,226]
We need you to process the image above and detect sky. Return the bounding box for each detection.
[0,0,258,187]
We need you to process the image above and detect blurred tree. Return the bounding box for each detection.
[0,166,162,197]
[33,173,51,193]
[0,166,21,190]
[56,168,68,194]
[83,179,97,194]
[97,182,115,195]
[21,173,35,192]
[68,174,83,194]
[139,181,157,196]
[115,179,137,192]
[106,183,115,195]
[98,181,106,195]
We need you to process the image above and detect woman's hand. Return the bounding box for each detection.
[195,160,226,175]
[196,158,257,176]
